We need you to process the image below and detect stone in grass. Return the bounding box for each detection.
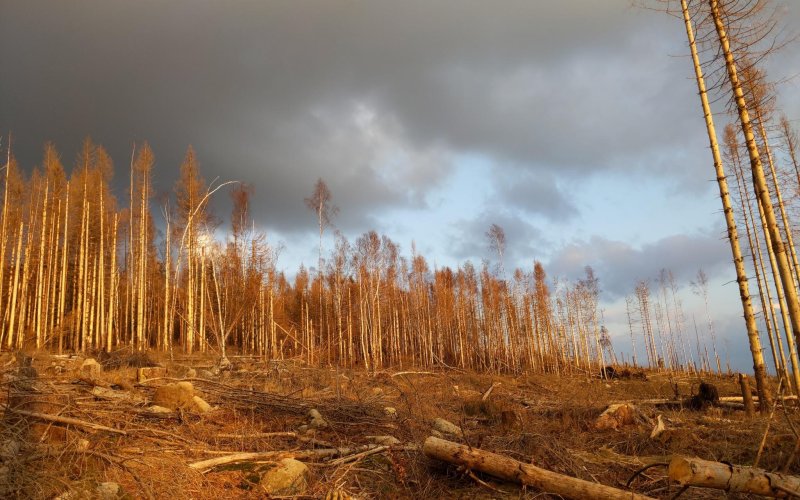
[80,358,102,378]
[594,403,642,431]
[152,381,195,410]
[432,417,463,436]
[95,482,123,500]
[136,366,166,382]
[368,435,400,446]
[308,408,328,429]
[259,458,310,496]
[192,395,212,414]
[148,405,173,414]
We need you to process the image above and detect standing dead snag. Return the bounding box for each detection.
[669,456,800,497]
[423,436,655,500]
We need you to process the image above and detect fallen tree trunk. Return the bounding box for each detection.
[669,456,800,497]
[423,436,655,500]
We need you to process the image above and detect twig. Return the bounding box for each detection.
[0,403,127,435]
[467,469,506,494]
[754,377,783,468]
[327,445,389,466]
[216,431,297,439]
[627,463,670,488]
[481,382,501,401]
[188,444,379,472]
[390,371,436,378]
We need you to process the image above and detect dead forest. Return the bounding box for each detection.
[2,0,800,498]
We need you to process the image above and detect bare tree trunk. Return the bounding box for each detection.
[684,0,770,405]
[107,214,118,352]
[709,0,799,404]
[730,136,793,387]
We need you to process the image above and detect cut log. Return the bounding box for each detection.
[668,456,800,497]
[423,436,655,500]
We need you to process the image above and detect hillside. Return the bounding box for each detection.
[1,350,797,499]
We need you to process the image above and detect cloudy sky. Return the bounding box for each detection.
[2,0,799,369]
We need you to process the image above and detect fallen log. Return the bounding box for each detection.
[668,456,800,498]
[423,436,655,500]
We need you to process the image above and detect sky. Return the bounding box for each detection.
[2,0,799,370]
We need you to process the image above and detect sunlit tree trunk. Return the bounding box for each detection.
[709,0,798,401]
[683,0,770,405]
[107,213,118,352]
[727,124,796,390]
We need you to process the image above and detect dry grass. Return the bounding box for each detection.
[0,352,797,499]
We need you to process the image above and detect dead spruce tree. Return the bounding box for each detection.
[671,0,779,405]
[706,0,796,401]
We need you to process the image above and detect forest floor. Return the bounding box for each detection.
[0,349,798,499]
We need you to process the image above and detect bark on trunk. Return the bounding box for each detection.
[669,456,800,497]
[423,436,655,500]
[682,0,771,407]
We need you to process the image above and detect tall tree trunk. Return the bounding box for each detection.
[684,0,771,406]
[709,0,800,399]
[730,133,794,389]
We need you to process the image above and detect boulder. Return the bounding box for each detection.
[80,358,102,378]
[368,435,400,446]
[95,482,122,500]
[384,407,397,419]
[308,408,328,429]
[136,366,166,382]
[432,418,463,436]
[259,458,309,496]
[594,403,642,430]
[152,382,195,410]
[192,395,212,413]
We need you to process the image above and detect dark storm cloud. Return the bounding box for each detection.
[547,228,733,299]
[0,0,708,232]
[2,0,798,239]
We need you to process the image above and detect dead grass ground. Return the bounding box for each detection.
[0,350,797,499]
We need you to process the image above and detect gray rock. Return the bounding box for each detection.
[95,481,121,500]
[432,418,463,436]
[308,408,328,429]
[152,382,195,409]
[259,458,309,496]
[80,358,102,377]
[136,366,166,382]
[368,435,400,446]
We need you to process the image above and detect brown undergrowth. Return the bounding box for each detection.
[0,350,797,499]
